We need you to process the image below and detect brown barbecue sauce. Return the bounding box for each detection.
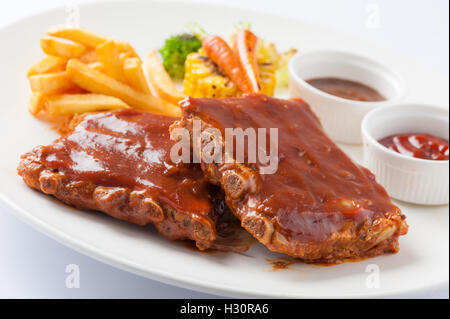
[306,77,386,102]
[180,94,404,243]
[34,110,212,215]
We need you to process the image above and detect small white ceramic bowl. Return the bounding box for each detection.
[288,50,406,144]
[362,103,449,205]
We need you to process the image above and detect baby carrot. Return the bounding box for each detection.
[232,28,261,93]
[187,23,252,94]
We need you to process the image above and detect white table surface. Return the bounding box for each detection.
[0,0,448,299]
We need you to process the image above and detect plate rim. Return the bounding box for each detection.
[0,0,448,298]
[2,192,448,299]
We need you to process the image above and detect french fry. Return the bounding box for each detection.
[96,40,126,82]
[28,93,47,115]
[87,61,104,72]
[28,71,76,93]
[63,86,88,94]
[115,41,139,59]
[46,25,109,48]
[27,55,67,77]
[44,94,129,115]
[119,51,132,63]
[123,57,151,93]
[145,50,185,104]
[78,50,98,64]
[46,25,138,57]
[66,59,181,117]
[41,37,87,58]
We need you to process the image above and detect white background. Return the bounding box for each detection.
[0,0,448,298]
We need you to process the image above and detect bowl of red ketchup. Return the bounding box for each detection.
[362,103,449,205]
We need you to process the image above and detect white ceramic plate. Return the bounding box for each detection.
[0,1,448,298]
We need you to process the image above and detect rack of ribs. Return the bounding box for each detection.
[17,109,251,251]
[173,94,408,262]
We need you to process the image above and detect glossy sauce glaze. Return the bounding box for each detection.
[379,133,449,161]
[34,109,212,215]
[180,95,407,244]
[306,77,386,102]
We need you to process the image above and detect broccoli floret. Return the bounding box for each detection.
[159,33,202,79]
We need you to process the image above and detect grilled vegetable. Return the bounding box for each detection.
[276,48,298,88]
[256,40,280,66]
[184,51,238,98]
[258,61,276,96]
[159,33,202,79]
[232,28,261,93]
[183,49,275,98]
[255,40,278,95]
[187,23,252,94]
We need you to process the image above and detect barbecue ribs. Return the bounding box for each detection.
[18,109,249,251]
[173,94,408,262]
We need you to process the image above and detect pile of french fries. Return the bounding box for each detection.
[27,26,182,124]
